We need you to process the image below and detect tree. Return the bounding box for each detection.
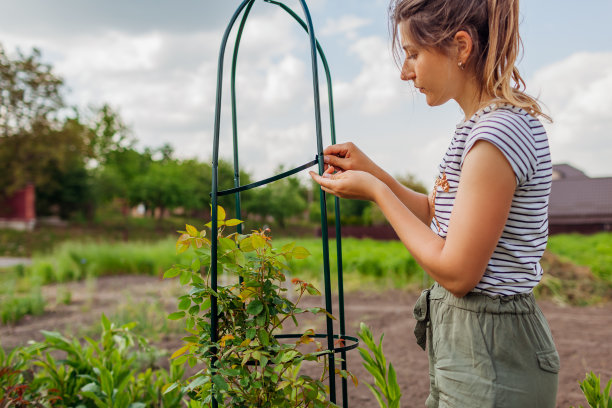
[244,170,307,228]
[0,43,68,197]
[0,44,64,138]
[34,118,96,219]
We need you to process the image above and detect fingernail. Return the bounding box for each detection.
[323,155,329,163]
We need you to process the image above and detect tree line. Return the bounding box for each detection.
[0,43,426,228]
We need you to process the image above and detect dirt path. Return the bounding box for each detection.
[1,276,610,408]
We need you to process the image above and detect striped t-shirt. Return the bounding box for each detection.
[430,103,552,296]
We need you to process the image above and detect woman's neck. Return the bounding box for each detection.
[456,76,493,120]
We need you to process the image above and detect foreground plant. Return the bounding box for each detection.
[357,322,401,408]
[163,207,345,407]
[571,372,612,408]
[0,315,184,407]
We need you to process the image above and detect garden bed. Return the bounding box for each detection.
[1,275,609,407]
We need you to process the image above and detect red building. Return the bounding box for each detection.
[0,184,36,231]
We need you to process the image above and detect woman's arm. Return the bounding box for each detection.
[312,140,516,297]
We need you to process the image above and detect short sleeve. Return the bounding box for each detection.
[461,109,538,186]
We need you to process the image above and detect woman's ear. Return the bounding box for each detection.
[454,30,473,66]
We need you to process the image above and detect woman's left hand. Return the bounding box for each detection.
[309,166,384,201]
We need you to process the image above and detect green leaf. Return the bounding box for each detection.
[178,297,191,310]
[246,328,256,340]
[388,363,401,400]
[180,270,191,285]
[258,329,269,346]
[163,267,181,279]
[305,285,321,296]
[212,374,228,391]
[173,355,188,366]
[162,382,179,395]
[191,258,201,272]
[101,313,111,331]
[168,311,185,320]
[188,304,200,315]
[247,300,264,316]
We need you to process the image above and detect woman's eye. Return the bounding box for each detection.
[407,53,417,60]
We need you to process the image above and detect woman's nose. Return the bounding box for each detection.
[400,59,414,81]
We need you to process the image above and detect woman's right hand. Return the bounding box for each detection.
[323,142,380,176]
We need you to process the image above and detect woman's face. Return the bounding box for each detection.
[399,22,462,107]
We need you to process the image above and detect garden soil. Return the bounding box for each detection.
[1,275,610,408]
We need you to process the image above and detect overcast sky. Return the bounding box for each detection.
[1,0,611,186]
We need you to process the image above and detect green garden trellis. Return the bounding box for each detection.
[210,0,359,406]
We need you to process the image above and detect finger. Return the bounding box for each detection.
[324,154,348,170]
[323,143,350,157]
[323,165,335,178]
[309,171,336,189]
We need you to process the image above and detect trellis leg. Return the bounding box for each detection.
[211,1,253,406]
[291,0,337,401]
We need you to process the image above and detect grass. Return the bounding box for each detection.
[274,237,427,291]
[24,238,191,284]
[1,231,610,325]
[548,232,612,280]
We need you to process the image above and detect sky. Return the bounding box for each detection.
[1,0,611,186]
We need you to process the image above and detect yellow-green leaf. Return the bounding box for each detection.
[186,224,198,237]
[281,242,295,253]
[225,218,243,226]
[292,246,310,259]
[240,236,255,252]
[176,243,190,255]
[276,381,291,391]
[171,345,189,359]
[251,234,266,250]
[217,205,226,221]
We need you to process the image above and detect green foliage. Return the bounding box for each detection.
[163,208,343,407]
[548,233,612,281]
[357,323,401,408]
[0,285,45,325]
[0,315,185,407]
[244,172,307,227]
[571,372,612,408]
[277,238,423,285]
[26,238,190,284]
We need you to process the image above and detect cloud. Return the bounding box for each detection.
[333,35,407,115]
[320,15,371,40]
[530,51,612,177]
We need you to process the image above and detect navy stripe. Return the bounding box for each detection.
[432,104,551,296]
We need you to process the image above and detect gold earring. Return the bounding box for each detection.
[458,61,465,70]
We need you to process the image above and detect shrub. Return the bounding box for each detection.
[162,208,352,407]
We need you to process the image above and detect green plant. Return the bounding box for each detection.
[163,207,348,407]
[571,372,612,408]
[12,314,186,407]
[0,344,52,407]
[357,322,401,408]
[0,287,45,325]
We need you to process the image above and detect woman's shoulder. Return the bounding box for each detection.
[477,103,544,131]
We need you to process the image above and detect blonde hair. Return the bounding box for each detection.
[389,0,551,121]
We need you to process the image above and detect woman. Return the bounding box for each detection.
[310,0,560,406]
